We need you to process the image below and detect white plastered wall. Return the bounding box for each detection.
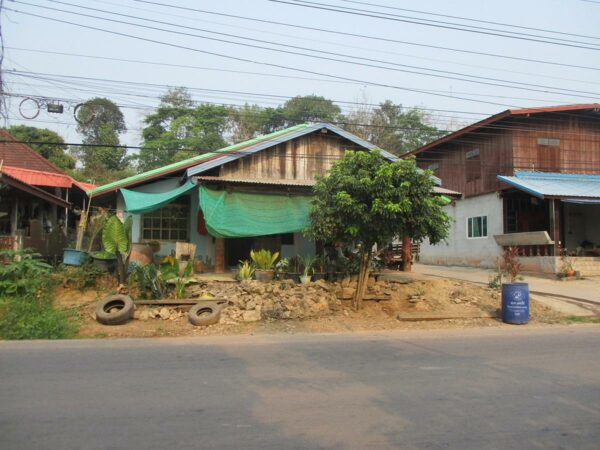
[419,192,504,268]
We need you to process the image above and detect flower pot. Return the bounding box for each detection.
[92,254,117,272]
[255,269,275,282]
[285,272,301,283]
[129,243,154,265]
[63,249,88,266]
[300,275,312,284]
[193,259,205,274]
[501,282,529,324]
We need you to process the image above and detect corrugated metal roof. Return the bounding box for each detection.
[0,171,71,208]
[88,124,310,197]
[433,186,462,197]
[2,166,73,188]
[497,171,600,199]
[195,176,316,187]
[0,130,68,175]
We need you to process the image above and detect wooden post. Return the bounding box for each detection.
[549,199,561,256]
[214,238,225,273]
[10,196,18,235]
[402,235,412,272]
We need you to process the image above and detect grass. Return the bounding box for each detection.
[564,315,600,324]
[0,297,78,340]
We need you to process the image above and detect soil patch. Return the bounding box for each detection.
[58,275,569,339]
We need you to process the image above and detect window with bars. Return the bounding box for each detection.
[141,200,189,242]
[467,216,488,239]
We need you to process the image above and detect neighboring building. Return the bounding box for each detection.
[89,123,450,273]
[0,130,92,256]
[407,104,600,275]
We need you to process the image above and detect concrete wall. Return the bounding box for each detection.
[419,192,504,268]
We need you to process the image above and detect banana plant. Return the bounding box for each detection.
[102,215,133,284]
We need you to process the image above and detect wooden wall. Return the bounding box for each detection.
[510,112,600,174]
[416,110,600,198]
[417,128,513,198]
[219,132,364,180]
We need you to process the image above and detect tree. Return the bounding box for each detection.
[138,88,230,171]
[4,125,75,171]
[345,101,443,155]
[307,151,450,309]
[280,95,341,126]
[74,97,128,175]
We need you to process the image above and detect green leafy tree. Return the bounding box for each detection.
[4,125,75,171]
[345,101,443,155]
[307,152,450,309]
[280,95,341,126]
[138,88,230,171]
[74,97,128,178]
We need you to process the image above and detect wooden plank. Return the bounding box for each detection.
[134,298,227,306]
[397,311,499,321]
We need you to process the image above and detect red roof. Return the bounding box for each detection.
[74,180,96,191]
[0,171,71,208]
[1,166,73,188]
[406,103,600,156]
[0,130,67,174]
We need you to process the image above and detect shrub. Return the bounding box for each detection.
[237,260,255,280]
[250,249,279,270]
[56,263,105,291]
[0,297,76,340]
[0,249,52,297]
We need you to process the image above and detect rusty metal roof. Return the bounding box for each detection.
[195,176,316,187]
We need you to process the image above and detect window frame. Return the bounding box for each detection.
[140,198,190,243]
[466,215,488,239]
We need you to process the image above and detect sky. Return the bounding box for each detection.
[2,0,600,149]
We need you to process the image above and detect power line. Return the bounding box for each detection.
[11,1,600,100]
[133,0,600,72]
[271,0,600,50]
[338,0,600,41]
[4,6,529,109]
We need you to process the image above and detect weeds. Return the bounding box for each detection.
[564,315,600,324]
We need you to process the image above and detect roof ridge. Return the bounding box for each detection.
[0,129,70,175]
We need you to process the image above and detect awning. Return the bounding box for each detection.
[497,172,600,201]
[121,179,197,214]
[199,186,312,238]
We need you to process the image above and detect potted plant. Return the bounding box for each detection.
[91,250,117,272]
[237,260,255,281]
[285,255,301,283]
[63,209,107,266]
[558,246,576,278]
[63,246,89,266]
[250,249,279,282]
[500,246,529,324]
[300,255,317,284]
[275,257,289,280]
[313,254,327,281]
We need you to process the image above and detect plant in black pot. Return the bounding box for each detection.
[285,256,301,283]
[313,254,327,281]
[500,246,529,325]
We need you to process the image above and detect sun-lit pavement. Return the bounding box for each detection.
[1,326,599,450]
[413,263,600,305]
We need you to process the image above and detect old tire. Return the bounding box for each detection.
[188,303,221,327]
[96,295,134,325]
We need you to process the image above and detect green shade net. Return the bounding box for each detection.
[199,186,312,238]
[121,179,197,214]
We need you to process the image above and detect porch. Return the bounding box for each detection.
[496,172,600,276]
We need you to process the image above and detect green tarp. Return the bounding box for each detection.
[121,179,197,214]
[199,186,312,238]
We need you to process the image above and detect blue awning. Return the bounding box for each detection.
[497,172,600,202]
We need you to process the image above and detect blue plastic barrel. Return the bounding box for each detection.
[501,283,529,324]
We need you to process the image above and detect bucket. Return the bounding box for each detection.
[501,282,529,324]
[63,249,88,266]
[130,243,154,265]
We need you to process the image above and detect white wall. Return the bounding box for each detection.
[419,192,504,268]
[564,203,600,251]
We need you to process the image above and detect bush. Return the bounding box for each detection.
[0,298,77,340]
[0,249,53,297]
[56,263,105,290]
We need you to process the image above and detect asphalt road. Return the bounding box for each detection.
[1,326,599,450]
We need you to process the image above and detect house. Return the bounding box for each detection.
[0,130,92,257]
[88,123,451,273]
[406,103,600,276]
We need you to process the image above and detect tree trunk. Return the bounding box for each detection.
[402,235,412,272]
[353,251,371,310]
